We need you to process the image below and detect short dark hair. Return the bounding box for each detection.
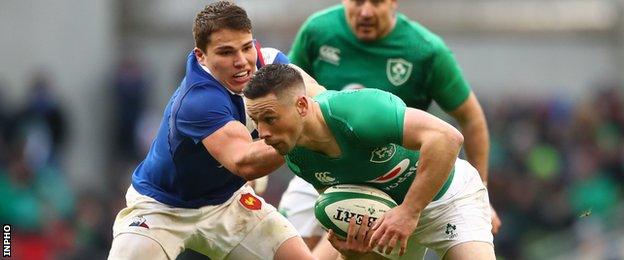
[193,1,252,52]
[244,64,304,100]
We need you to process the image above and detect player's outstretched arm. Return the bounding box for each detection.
[369,108,463,255]
[202,121,284,180]
[289,64,326,97]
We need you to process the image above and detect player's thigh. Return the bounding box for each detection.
[303,235,322,250]
[224,210,311,260]
[279,177,323,245]
[443,241,495,260]
[377,237,426,260]
[423,186,493,258]
[311,233,340,260]
[108,233,168,260]
[112,186,193,259]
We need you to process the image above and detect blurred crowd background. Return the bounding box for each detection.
[1,0,623,259]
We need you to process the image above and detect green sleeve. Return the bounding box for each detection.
[425,44,471,111]
[337,90,406,145]
[288,19,313,73]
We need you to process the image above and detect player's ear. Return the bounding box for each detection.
[296,95,309,117]
[194,47,206,65]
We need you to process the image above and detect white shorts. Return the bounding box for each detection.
[278,177,324,238]
[112,185,299,260]
[279,159,493,258]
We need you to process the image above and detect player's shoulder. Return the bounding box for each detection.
[319,88,393,102]
[175,81,231,118]
[301,5,343,31]
[319,89,402,117]
[396,13,448,52]
[259,47,289,65]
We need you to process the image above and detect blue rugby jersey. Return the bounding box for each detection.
[131,45,288,208]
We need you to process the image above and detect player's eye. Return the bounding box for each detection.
[265,117,277,125]
[243,45,253,52]
[352,0,365,6]
[371,0,384,6]
[217,50,233,56]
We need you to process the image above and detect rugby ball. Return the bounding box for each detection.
[314,184,397,239]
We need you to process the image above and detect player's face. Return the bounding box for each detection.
[343,0,397,41]
[194,29,257,93]
[246,93,305,155]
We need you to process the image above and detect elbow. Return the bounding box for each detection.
[233,165,262,181]
[448,128,464,151]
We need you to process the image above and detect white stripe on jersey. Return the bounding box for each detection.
[260,47,282,65]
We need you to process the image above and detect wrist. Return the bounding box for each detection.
[400,203,423,217]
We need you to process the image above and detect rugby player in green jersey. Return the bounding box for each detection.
[244,64,495,260]
[281,0,500,253]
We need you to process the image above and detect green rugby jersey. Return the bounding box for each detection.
[289,5,470,111]
[285,89,454,204]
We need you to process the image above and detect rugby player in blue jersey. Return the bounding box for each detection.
[108,2,318,259]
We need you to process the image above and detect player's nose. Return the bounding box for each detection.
[257,124,271,139]
[233,51,246,67]
[359,2,374,17]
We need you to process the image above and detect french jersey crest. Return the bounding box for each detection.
[386,58,413,86]
[370,144,397,163]
[239,193,262,210]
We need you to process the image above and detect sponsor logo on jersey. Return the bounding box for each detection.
[319,45,341,65]
[368,159,410,184]
[239,193,262,210]
[386,58,413,86]
[129,216,150,229]
[370,144,397,163]
[445,223,458,239]
[315,171,338,185]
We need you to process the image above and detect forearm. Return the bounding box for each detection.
[235,140,285,180]
[402,133,462,213]
[459,115,490,185]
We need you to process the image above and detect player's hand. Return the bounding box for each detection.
[327,214,374,258]
[490,204,501,235]
[368,205,419,256]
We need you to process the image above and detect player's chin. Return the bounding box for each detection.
[271,143,290,155]
[226,81,246,93]
[355,28,377,41]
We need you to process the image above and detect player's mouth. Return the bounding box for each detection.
[357,21,376,30]
[232,70,251,84]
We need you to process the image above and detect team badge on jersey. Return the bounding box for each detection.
[386,58,413,86]
[239,193,262,210]
[370,144,397,163]
[319,45,341,65]
[129,216,149,229]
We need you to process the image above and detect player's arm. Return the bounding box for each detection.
[400,107,463,213]
[448,92,489,184]
[202,121,284,181]
[368,108,463,255]
[289,63,326,97]
[426,44,490,186]
[288,18,313,73]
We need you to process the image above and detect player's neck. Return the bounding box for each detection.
[299,102,341,157]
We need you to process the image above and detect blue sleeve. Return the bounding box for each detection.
[175,86,235,144]
[273,51,289,64]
